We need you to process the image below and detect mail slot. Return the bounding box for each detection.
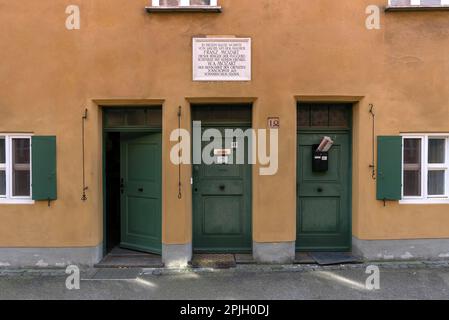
[312,144,329,172]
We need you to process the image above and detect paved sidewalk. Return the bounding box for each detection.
[1,262,449,300]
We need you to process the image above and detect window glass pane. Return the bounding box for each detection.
[0,170,5,196]
[297,106,310,127]
[404,139,421,164]
[329,105,349,128]
[191,105,252,124]
[13,139,30,164]
[428,170,445,196]
[0,138,5,164]
[160,0,180,5]
[106,111,126,127]
[403,138,422,196]
[145,108,163,128]
[190,0,211,4]
[428,139,445,164]
[390,0,447,6]
[12,138,30,197]
[404,171,422,197]
[311,106,329,127]
[126,109,146,126]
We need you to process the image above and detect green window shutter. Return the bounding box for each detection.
[32,136,57,201]
[377,136,402,201]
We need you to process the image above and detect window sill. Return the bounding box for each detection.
[145,6,222,13]
[386,6,449,12]
[400,199,449,205]
[0,199,35,205]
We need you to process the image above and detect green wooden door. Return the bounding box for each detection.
[193,127,252,253]
[296,132,351,251]
[120,133,162,254]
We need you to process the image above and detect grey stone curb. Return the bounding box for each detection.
[1,260,449,278]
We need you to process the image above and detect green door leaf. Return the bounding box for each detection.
[32,136,57,201]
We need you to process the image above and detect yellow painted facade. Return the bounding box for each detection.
[0,0,448,256]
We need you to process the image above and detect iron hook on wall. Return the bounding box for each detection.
[81,108,88,201]
[178,106,183,200]
[369,104,376,180]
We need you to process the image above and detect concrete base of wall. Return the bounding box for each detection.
[353,237,449,261]
[0,244,103,268]
[162,243,192,268]
[253,241,295,264]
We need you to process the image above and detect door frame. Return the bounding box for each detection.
[101,108,163,256]
[296,109,353,252]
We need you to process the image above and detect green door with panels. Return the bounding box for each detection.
[296,132,351,251]
[193,127,252,253]
[120,133,162,254]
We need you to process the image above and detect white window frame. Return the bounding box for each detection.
[151,0,218,7]
[401,133,449,204]
[388,0,449,8]
[0,134,34,205]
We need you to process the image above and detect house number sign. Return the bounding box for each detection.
[268,117,280,129]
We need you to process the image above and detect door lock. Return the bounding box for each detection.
[219,185,226,191]
[317,187,323,193]
[138,188,144,193]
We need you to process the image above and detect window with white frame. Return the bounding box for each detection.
[0,135,32,203]
[402,135,449,203]
[389,0,449,8]
[151,0,218,7]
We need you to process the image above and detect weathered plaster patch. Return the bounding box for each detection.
[401,252,414,260]
[0,262,11,267]
[36,260,49,268]
[439,253,449,258]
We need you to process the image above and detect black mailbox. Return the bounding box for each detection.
[312,144,329,172]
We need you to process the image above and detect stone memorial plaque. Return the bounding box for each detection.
[193,37,251,81]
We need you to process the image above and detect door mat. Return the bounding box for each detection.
[191,254,237,269]
[309,252,363,266]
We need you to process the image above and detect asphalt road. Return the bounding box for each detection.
[1,264,449,300]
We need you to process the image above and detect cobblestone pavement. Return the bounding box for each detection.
[1,261,449,300]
